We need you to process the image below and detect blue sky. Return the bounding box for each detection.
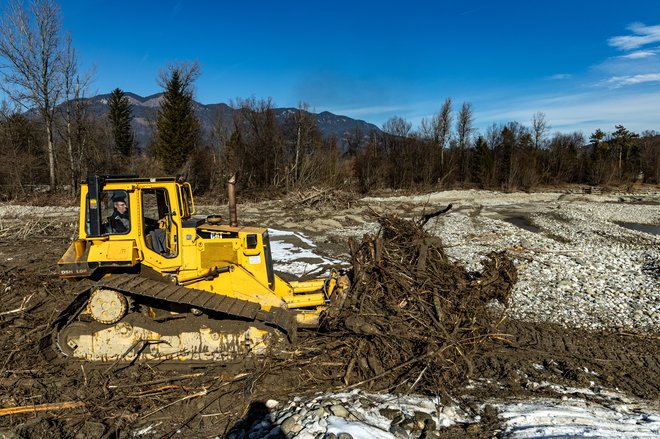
[59,0,660,136]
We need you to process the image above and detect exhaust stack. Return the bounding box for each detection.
[228,174,238,227]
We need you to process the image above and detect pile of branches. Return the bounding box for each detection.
[286,186,357,210]
[297,213,517,396]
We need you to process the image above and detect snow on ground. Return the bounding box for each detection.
[496,397,660,438]
[268,228,348,277]
[232,387,660,439]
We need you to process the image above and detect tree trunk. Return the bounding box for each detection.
[295,124,301,185]
[45,120,56,190]
[66,116,75,194]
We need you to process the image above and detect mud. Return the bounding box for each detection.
[0,197,658,437]
[474,320,660,401]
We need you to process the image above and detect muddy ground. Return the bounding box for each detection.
[0,187,658,438]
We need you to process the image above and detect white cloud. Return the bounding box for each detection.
[602,73,660,87]
[608,23,660,51]
[546,73,572,80]
[472,89,660,134]
[617,49,659,59]
[328,104,416,118]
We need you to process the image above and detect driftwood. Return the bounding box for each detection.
[418,204,453,226]
[0,401,84,417]
[290,213,517,395]
[288,187,357,209]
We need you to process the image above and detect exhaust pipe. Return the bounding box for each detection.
[228,174,238,227]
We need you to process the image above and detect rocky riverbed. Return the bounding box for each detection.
[430,193,660,334]
[1,187,658,438]
[237,189,660,335]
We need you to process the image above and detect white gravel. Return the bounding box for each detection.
[428,197,660,333]
[330,189,660,334]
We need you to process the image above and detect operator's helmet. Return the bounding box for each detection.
[111,192,127,204]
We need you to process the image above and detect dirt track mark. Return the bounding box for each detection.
[473,320,660,401]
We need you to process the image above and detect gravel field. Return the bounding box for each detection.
[0,187,658,438]
[429,194,660,334]
[262,188,660,335]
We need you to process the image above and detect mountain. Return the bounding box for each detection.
[84,92,382,150]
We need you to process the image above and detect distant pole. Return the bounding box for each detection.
[228,174,238,227]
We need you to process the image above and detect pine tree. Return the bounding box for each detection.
[154,64,200,173]
[611,124,640,179]
[471,136,490,187]
[107,88,136,156]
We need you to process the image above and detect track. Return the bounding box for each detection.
[96,273,297,337]
[473,319,660,400]
[47,273,298,362]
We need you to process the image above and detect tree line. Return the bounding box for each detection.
[354,107,659,192]
[0,0,658,199]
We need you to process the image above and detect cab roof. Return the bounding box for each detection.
[81,175,181,185]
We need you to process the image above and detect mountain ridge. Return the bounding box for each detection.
[84,92,381,149]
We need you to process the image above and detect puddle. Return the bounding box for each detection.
[504,216,540,233]
[615,222,660,236]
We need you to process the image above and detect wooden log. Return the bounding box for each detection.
[0,401,84,417]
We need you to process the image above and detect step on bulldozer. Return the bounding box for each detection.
[52,174,349,362]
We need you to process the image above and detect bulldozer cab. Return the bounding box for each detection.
[61,175,195,278]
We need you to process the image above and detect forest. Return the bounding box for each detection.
[2,86,658,200]
[0,0,658,200]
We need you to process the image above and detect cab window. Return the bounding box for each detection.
[142,188,177,257]
[90,190,130,235]
[182,183,195,216]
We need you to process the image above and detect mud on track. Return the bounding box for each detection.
[0,214,658,437]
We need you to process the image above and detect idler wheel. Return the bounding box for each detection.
[88,288,127,324]
[57,322,87,357]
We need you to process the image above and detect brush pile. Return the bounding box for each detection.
[298,213,517,396]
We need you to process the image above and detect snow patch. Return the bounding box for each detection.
[268,228,347,276]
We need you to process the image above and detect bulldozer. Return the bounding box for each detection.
[52,174,349,362]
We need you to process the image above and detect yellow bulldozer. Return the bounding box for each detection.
[52,174,349,362]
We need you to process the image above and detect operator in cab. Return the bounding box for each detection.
[107,193,130,233]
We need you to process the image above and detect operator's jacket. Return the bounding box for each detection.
[107,209,130,233]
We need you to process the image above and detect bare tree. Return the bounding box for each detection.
[432,97,452,168]
[456,102,474,181]
[227,96,283,188]
[531,111,550,149]
[417,117,433,139]
[382,116,412,137]
[157,60,201,91]
[60,33,92,193]
[456,102,474,150]
[60,34,77,192]
[0,103,42,195]
[290,101,317,186]
[0,0,64,190]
